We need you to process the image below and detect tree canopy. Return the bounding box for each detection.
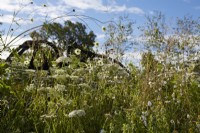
[30,20,96,52]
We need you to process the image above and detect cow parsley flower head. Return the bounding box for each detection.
[74,48,81,55]
[141,115,147,126]
[68,109,86,118]
[5,68,11,73]
[147,101,152,107]
[25,69,36,73]
[26,84,36,92]
[172,92,175,98]
[55,69,65,75]
[187,114,190,119]
[56,56,70,63]
[100,129,106,133]
[97,59,104,66]
[54,84,66,92]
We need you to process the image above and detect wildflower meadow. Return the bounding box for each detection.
[0,1,200,133]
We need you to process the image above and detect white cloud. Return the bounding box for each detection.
[96,34,105,40]
[0,51,10,60]
[0,35,31,59]
[0,1,21,12]
[123,51,142,60]
[0,0,144,26]
[127,7,145,14]
[0,0,73,24]
[0,0,33,13]
[61,0,144,15]
[1,35,31,47]
[0,14,30,24]
[122,51,142,66]
[62,0,104,10]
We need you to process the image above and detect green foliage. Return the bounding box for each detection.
[33,20,96,51]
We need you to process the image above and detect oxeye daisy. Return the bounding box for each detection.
[74,48,81,55]
[94,42,99,47]
[24,60,29,66]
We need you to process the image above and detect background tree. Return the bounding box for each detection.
[26,20,97,68]
[35,20,96,54]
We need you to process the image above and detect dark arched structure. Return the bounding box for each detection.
[6,40,130,74]
[6,40,60,70]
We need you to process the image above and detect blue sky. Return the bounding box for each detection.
[1,0,199,38]
[0,0,199,62]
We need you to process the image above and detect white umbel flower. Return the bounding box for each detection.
[147,101,152,107]
[68,109,86,118]
[100,129,106,133]
[97,59,104,66]
[56,56,70,63]
[187,114,190,119]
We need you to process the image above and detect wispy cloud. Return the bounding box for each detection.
[127,7,145,14]
[183,0,191,3]
[0,0,74,25]
[0,0,34,13]
[0,14,30,24]
[0,1,21,12]
[0,0,144,26]
[61,0,144,15]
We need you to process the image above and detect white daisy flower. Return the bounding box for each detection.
[74,48,81,55]
[94,42,99,47]
[24,60,29,66]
